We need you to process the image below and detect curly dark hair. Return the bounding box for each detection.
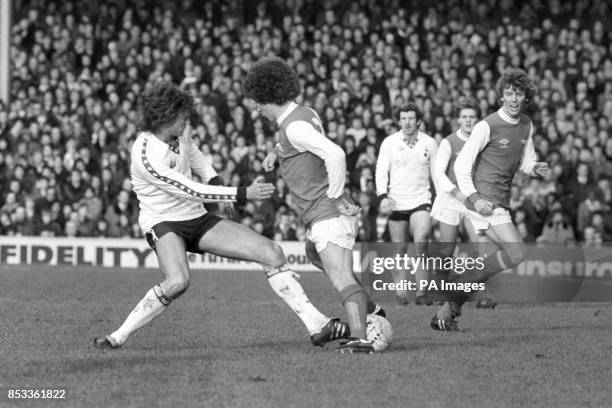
[138,81,194,133]
[454,96,480,117]
[496,68,536,104]
[243,57,301,105]
[393,102,422,122]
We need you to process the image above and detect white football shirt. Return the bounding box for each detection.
[375,131,437,211]
[130,132,245,232]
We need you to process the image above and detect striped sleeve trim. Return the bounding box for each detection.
[141,137,238,201]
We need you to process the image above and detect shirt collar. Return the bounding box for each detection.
[400,131,419,146]
[456,129,468,141]
[498,107,520,125]
[276,101,298,125]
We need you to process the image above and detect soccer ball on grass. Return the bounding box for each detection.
[366,314,393,352]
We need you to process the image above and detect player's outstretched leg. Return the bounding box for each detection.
[265,264,349,346]
[197,219,344,346]
[94,233,188,349]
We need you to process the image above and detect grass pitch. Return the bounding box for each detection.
[1,265,611,408]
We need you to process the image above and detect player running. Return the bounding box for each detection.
[375,102,437,305]
[244,57,385,354]
[431,69,549,331]
[430,97,498,310]
[94,82,350,349]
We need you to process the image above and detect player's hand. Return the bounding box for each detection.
[337,198,362,216]
[246,176,275,200]
[473,199,494,216]
[261,151,278,172]
[533,162,549,177]
[379,197,394,215]
[179,122,193,145]
[224,202,236,219]
[453,190,468,204]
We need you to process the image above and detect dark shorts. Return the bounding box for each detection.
[388,203,432,222]
[145,213,222,253]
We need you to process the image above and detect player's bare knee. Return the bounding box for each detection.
[263,241,286,268]
[327,270,355,292]
[164,275,190,298]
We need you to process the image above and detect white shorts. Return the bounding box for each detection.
[431,193,467,226]
[307,215,357,252]
[465,207,513,231]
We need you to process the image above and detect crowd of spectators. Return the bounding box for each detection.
[1,0,612,247]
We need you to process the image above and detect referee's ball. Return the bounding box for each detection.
[366,314,393,352]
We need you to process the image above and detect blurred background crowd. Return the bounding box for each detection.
[1,0,612,247]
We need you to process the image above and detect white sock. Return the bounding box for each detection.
[110,286,168,345]
[267,269,330,335]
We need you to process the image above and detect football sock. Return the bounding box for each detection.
[266,265,330,335]
[415,266,429,296]
[453,250,512,285]
[352,272,380,314]
[392,267,410,299]
[481,250,513,275]
[340,284,368,339]
[110,285,170,345]
[415,242,430,295]
[447,251,513,305]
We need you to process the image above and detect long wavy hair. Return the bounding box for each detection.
[138,82,194,133]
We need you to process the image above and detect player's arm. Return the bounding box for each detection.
[433,139,463,198]
[454,121,492,214]
[141,141,272,202]
[520,123,548,177]
[375,138,394,213]
[285,120,346,199]
[177,125,224,185]
[185,142,224,185]
[427,137,439,189]
[261,143,280,172]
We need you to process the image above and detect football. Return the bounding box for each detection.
[366,314,394,352]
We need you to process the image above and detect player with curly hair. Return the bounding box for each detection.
[430,97,498,311]
[244,57,386,354]
[94,82,351,349]
[431,69,549,331]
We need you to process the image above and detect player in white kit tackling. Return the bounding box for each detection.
[94,82,351,349]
